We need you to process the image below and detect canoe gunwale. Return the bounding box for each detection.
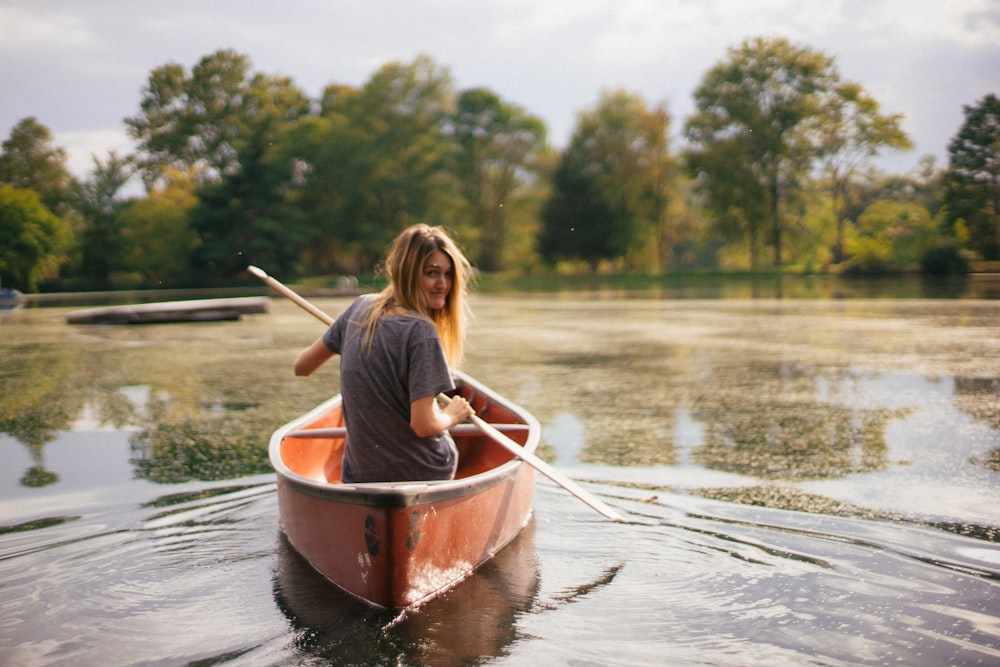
[275,459,524,508]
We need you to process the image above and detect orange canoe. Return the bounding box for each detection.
[269,371,539,609]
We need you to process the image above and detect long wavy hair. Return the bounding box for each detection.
[359,224,472,367]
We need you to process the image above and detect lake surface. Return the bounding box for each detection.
[1,289,999,666]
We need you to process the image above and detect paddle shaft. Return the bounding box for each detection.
[438,395,625,522]
[248,265,625,522]
[248,265,334,326]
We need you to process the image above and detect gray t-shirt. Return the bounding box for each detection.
[323,295,457,483]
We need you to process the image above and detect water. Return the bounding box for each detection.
[1,292,999,666]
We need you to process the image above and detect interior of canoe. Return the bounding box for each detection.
[278,385,529,485]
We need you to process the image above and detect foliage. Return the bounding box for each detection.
[686,134,771,267]
[816,81,913,263]
[685,37,911,271]
[125,49,310,189]
[3,46,997,287]
[450,88,547,271]
[944,93,1000,260]
[187,124,309,283]
[118,170,199,285]
[920,243,969,275]
[685,37,840,267]
[842,200,937,274]
[72,151,134,288]
[0,185,72,291]
[0,117,75,211]
[282,56,457,276]
[541,89,673,270]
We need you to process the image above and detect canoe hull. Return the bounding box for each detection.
[270,372,538,609]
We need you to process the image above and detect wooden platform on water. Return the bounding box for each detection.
[66,296,269,325]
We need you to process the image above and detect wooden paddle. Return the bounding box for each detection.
[248,265,334,325]
[437,394,625,521]
[248,265,626,522]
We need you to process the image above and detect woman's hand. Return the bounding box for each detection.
[442,395,474,426]
[410,394,475,437]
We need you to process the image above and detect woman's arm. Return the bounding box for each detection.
[294,336,336,377]
[410,394,474,438]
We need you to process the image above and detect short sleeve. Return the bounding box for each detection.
[406,323,455,402]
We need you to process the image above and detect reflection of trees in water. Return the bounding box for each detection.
[126,349,333,483]
[1,343,143,421]
[0,345,80,487]
[1,343,161,486]
[690,363,898,481]
[515,345,899,481]
[0,332,334,486]
[129,409,273,483]
[20,464,59,487]
[953,377,1000,472]
[696,405,892,480]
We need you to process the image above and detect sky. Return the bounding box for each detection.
[1,0,998,181]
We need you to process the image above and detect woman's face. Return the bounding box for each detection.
[422,250,454,310]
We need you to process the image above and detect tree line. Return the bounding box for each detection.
[1,37,997,292]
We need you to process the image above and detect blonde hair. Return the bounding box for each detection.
[359,224,472,367]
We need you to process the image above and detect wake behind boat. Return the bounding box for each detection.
[269,370,539,609]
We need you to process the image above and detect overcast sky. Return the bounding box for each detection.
[2,0,998,180]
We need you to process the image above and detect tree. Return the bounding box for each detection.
[541,153,618,269]
[816,82,912,264]
[188,71,312,282]
[119,170,199,285]
[541,89,672,270]
[73,151,134,287]
[844,200,936,274]
[0,117,74,211]
[188,126,309,283]
[686,134,770,267]
[0,185,72,291]
[944,93,1000,260]
[290,56,456,273]
[127,50,312,281]
[685,37,841,267]
[125,49,310,189]
[450,88,547,271]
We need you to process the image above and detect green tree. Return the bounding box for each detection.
[541,153,617,269]
[73,151,134,287]
[188,125,309,282]
[126,49,310,189]
[118,169,199,285]
[686,135,769,268]
[844,200,937,274]
[0,117,74,211]
[291,56,456,273]
[541,89,672,270]
[944,93,1000,260]
[450,88,547,271]
[816,82,912,264]
[0,185,72,291]
[187,71,312,282]
[685,37,841,267]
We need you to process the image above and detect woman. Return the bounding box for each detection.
[294,224,475,483]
